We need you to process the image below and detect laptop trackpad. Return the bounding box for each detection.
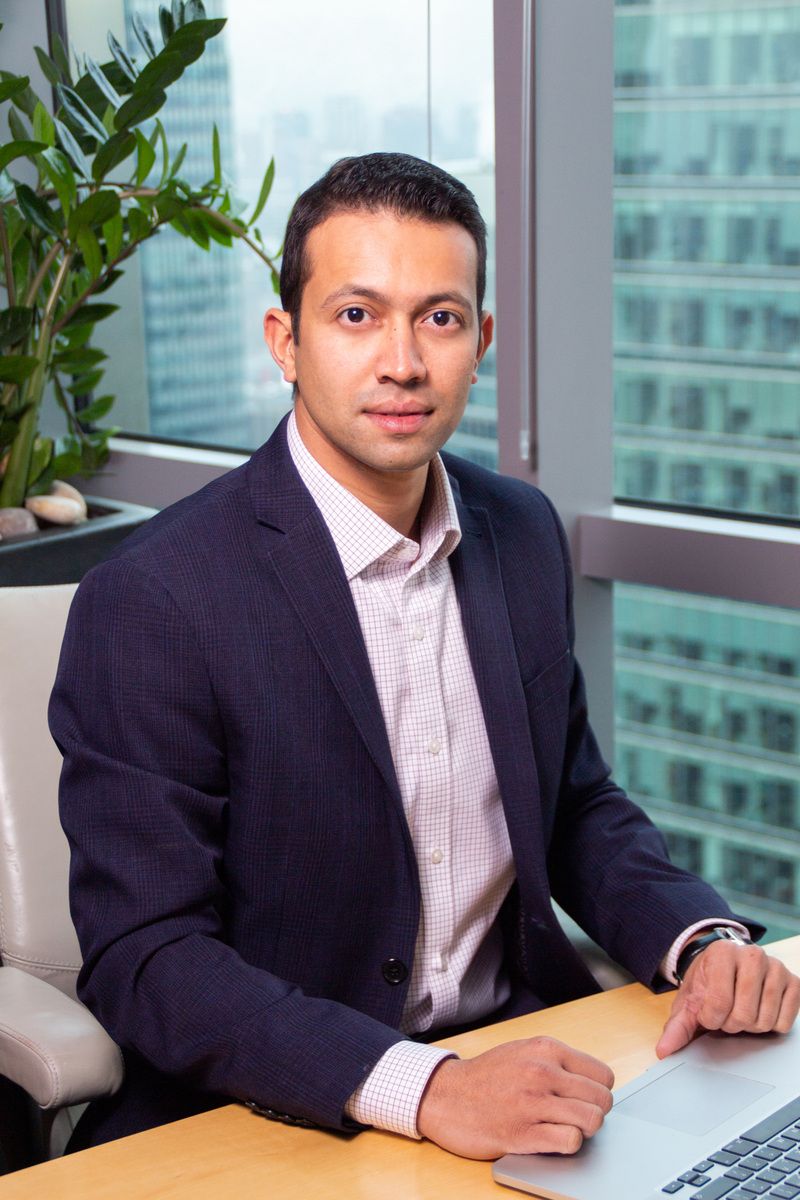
[614,1063,774,1136]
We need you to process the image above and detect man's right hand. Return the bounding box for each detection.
[416,1036,614,1160]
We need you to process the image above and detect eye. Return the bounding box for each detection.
[342,307,367,324]
[429,310,457,327]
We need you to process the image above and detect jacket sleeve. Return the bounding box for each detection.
[51,558,403,1132]
[537,495,764,988]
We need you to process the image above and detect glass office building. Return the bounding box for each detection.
[613,1,800,939]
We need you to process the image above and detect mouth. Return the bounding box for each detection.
[363,404,433,435]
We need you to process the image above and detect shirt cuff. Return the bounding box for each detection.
[660,918,752,985]
[343,1040,459,1139]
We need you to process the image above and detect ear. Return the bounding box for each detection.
[264,308,297,383]
[472,311,494,384]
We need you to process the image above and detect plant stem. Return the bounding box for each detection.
[0,251,73,508]
[0,206,15,307]
[200,207,277,269]
[23,238,63,308]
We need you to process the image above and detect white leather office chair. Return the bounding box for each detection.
[0,584,123,1162]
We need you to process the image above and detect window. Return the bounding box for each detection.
[62,0,497,465]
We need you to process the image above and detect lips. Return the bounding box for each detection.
[364,410,430,434]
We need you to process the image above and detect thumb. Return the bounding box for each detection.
[656,990,701,1059]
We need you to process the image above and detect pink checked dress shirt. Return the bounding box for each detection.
[287,412,744,1139]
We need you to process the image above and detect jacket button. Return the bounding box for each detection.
[381,958,408,985]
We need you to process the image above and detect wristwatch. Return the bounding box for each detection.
[674,926,752,984]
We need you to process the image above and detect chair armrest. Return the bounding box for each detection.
[0,967,124,1109]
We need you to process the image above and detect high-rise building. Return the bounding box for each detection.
[124,0,250,447]
[613,0,800,939]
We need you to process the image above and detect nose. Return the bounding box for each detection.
[375,319,426,386]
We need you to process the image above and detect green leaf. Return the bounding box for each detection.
[77,394,113,422]
[172,0,184,28]
[0,140,47,173]
[183,209,209,250]
[212,122,221,187]
[107,31,138,84]
[114,87,168,131]
[54,117,90,179]
[203,213,232,247]
[68,189,121,238]
[65,367,104,395]
[133,12,158,60]
[0,354,39,384]
[127,205,150,243]
[41,147,76,223]
[51,33,72,86]
[167,141,187,181]
[52,345,107,370]
[85,56,122,109]
[34,46,61,88]
[32,102,55,147]
[270,266,280,295]
[57,83,108,143]
[159,5,175,44]
[168,17,225,48]
[15,183,60,236]
[76,228,102,279]
[27,436,53,487]
[8,107,30,143]
[184,0,207,21]
[0,169,15,202]
[50,450,83,479]
[134,128,156,185]
[0,76,30,104]
[93,267,123,293]
[0,70,40,119]
[133,51,184,95]
[0,307,33,349]
[102,211,124,262]
[91,128,136,181]
[249,157,275,227]
[60,302,118,330]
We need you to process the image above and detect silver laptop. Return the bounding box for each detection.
[493,1022,800,1200]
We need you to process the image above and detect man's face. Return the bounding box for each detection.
[265,209,493,498]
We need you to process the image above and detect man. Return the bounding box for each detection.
[52,153,800,1158]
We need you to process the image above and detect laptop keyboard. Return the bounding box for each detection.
[661,1096,800,1198]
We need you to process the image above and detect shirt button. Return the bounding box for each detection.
[430,848,444,864]
[438,954,448,972]
[428,738,441,755]
[412,625,425,641]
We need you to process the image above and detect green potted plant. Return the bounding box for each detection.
[0,0,278,583]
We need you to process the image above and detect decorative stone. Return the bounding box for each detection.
[0,507,38,538]
[25,495,87,526]
[49,479,88,517]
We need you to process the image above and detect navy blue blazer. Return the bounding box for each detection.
[51,418,748,1145]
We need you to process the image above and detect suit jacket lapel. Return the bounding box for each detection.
[246,423,403,813]
[450,498,552,906]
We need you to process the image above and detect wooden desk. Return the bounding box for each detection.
[6,936,800,1200]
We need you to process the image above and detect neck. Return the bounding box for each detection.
[294,404,428,539]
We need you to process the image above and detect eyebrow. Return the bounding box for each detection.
[320,285,475,316]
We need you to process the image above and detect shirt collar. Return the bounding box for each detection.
[287,409,461,581]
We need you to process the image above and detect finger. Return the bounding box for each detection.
[545,1041,615,1090]
[520,1122,584,1156]
[776,973,800,1034]
[741,959,785,1035]
[717,947,770,1033]
[552,1070,614,1115]
[691,946,740,1032]
[656,985,704,1058]
[532,1094,609,1140]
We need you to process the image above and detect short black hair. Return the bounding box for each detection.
[279,152,487,342]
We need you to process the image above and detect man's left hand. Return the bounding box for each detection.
[656,940,800,1059]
